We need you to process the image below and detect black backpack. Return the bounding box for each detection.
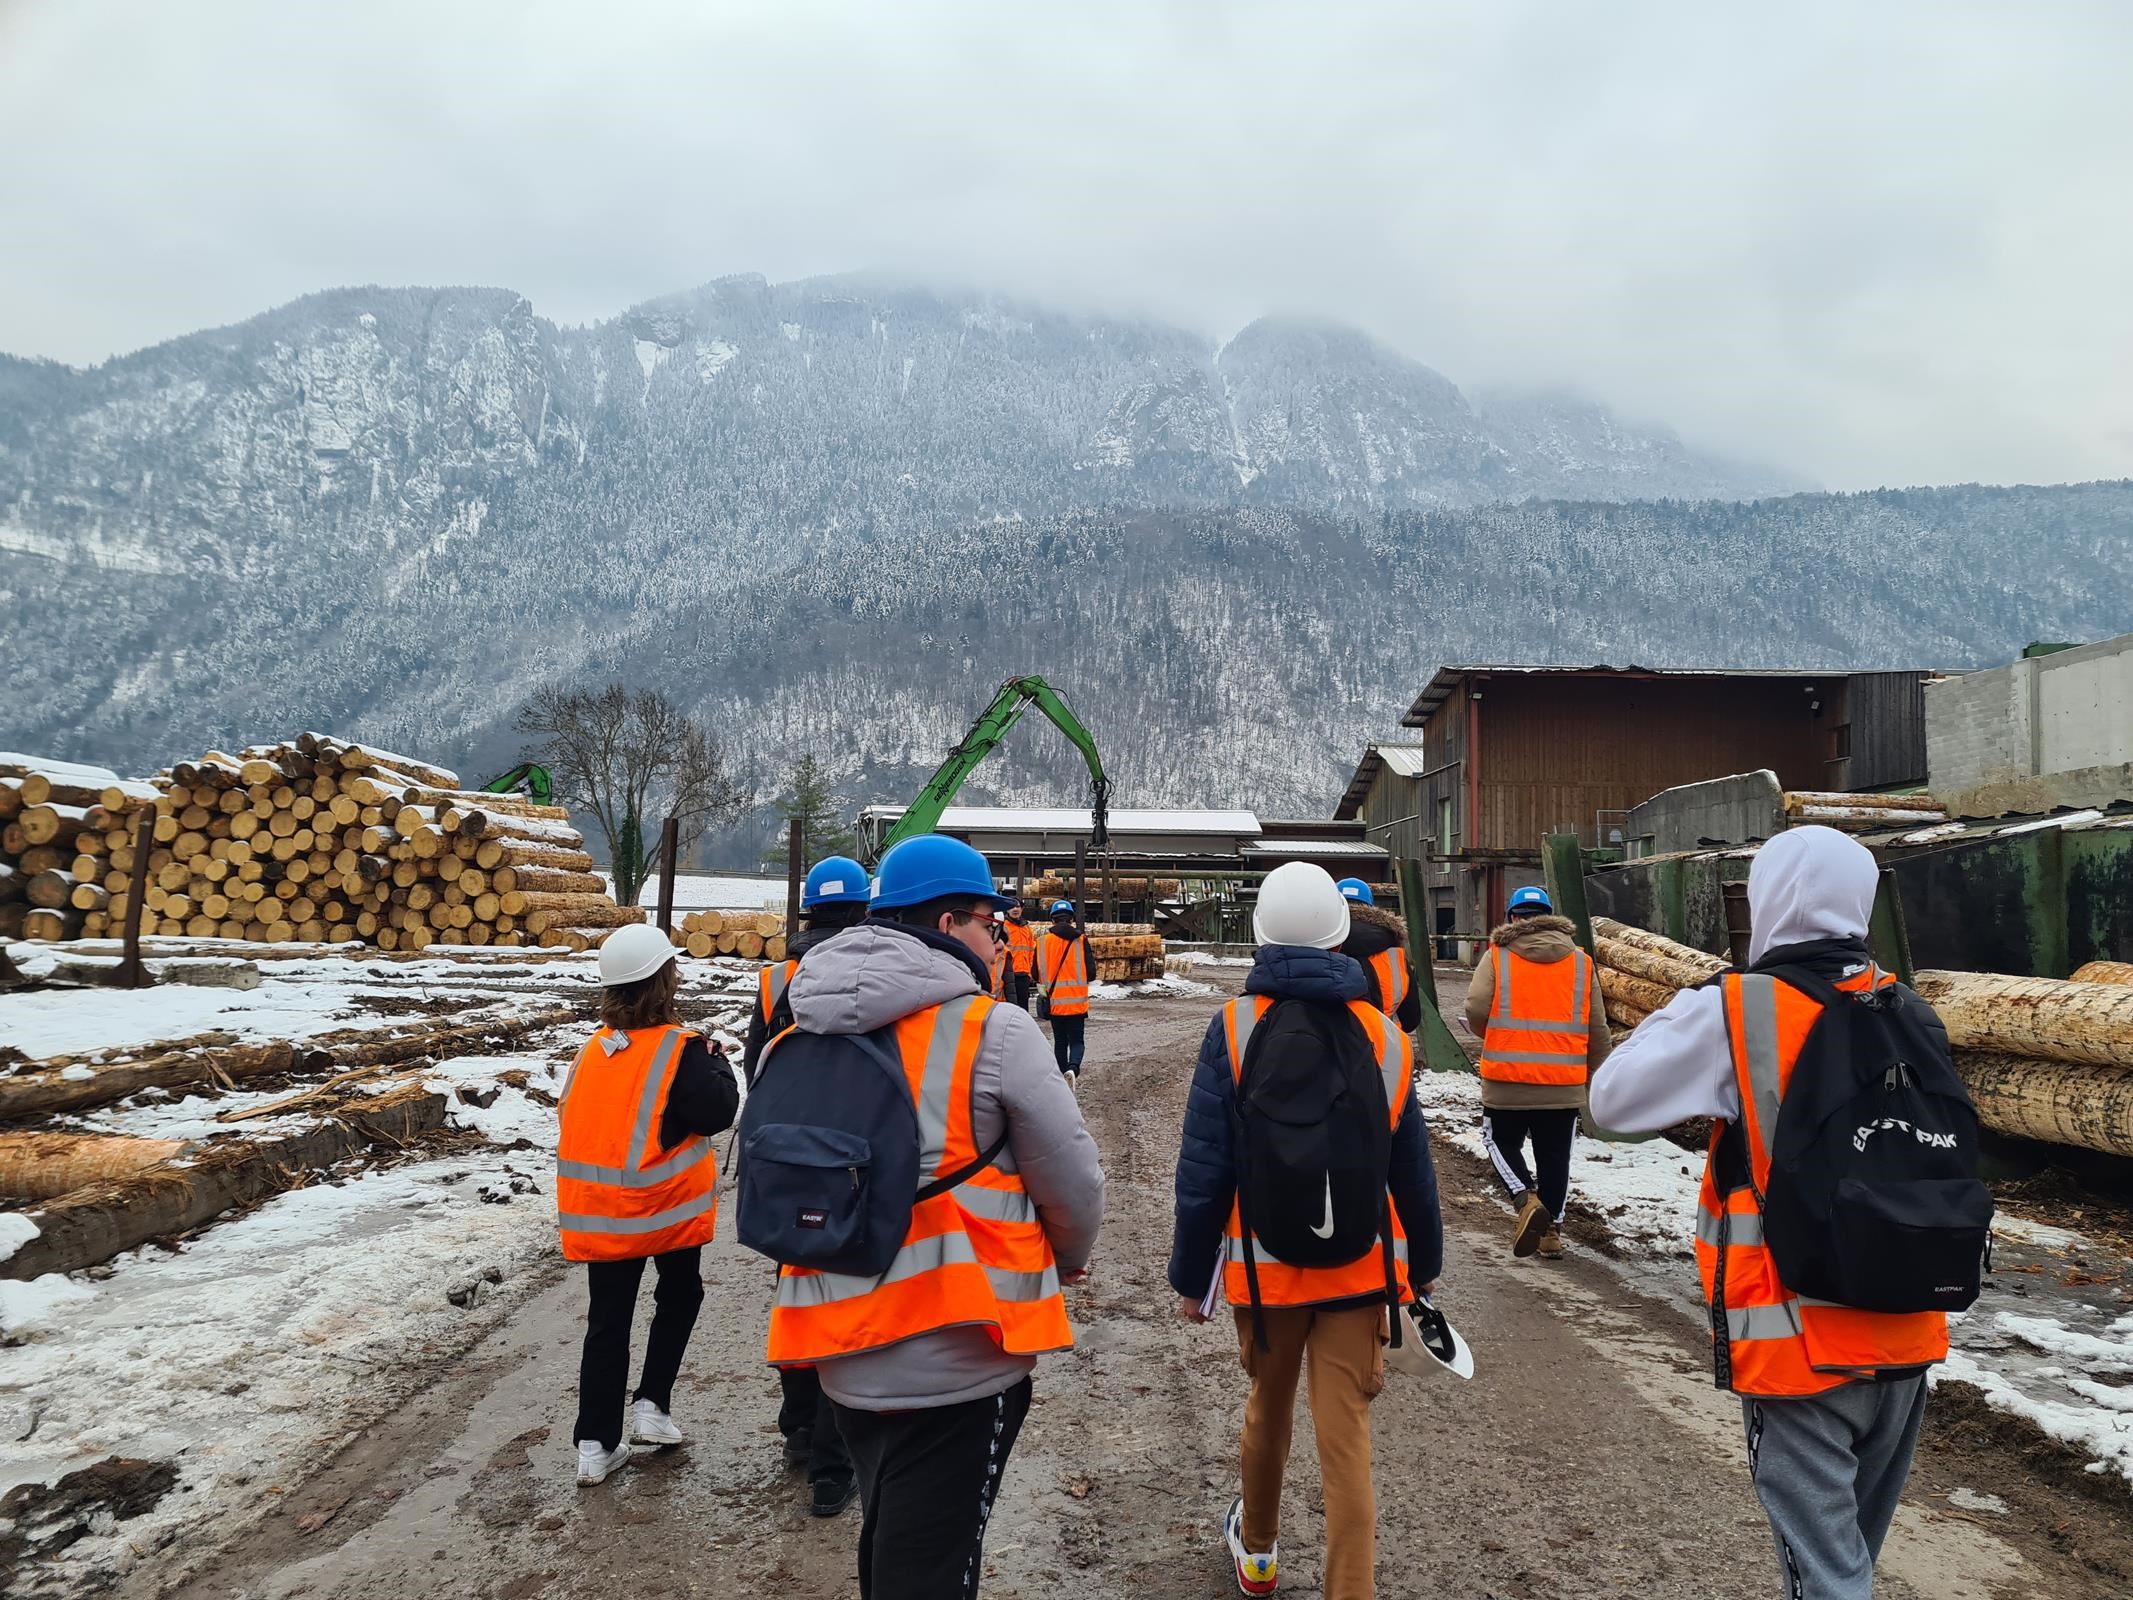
[737,1022,1005,1276]
[1752,965,1993,1314]
[1230,998,1400,1348]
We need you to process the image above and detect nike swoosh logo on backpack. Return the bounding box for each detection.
[1310,1176,1335,1239]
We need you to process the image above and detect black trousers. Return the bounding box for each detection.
[778,1366,854,1486]
[832,1378,1033,1600]
[1008,971,1032,1011]
[1048,1012,1086,1071]
[574,1247,703,1450]
[1484,1107,1578,1221]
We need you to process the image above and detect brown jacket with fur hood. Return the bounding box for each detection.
[1339,901,1423,1032]
[1464,914,1612,1111]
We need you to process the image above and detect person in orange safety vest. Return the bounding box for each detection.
[1036,900,1092,1084]
[1466,883,1611,1260]
[557,922,739,1488]
[1002,901,1039,1010]
[1591,827,1952,1600]
[763,834,1104,1599]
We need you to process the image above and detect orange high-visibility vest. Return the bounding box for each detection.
[758,958,800,1028]
[1006,920,1038,975]
[1038,931,1089,1015]
[556,1024,719,1262]
[1220,997,1416,1308]
[1478,946,1593,1085]
[767,993,1071,1366]
[1366,947,1410,1017]
[989,939,1009,997]
[1697,967,1949,1397]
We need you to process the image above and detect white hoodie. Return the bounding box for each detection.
[1587,826,1881,1133]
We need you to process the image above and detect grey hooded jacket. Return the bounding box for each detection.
[783,920,1106,1411]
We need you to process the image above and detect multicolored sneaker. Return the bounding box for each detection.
[1223,1496,1278,1595]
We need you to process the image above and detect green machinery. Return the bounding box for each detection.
[863,676,1111,868]
[480,763,554,807]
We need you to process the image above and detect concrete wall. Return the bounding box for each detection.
[1929,635,2133,812]
[1627,769,1786,854]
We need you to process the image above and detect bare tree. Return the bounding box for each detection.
[516,684,747,907]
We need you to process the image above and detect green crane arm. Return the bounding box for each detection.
[481,763,554,807]
[869,676,1111,865]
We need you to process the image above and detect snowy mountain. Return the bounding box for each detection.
[3,274,2128,845]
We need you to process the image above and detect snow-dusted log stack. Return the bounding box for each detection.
[673,908,787,962]
[1590,916,2133,1159]
[0,753,161,943]
[4,735,642,952]
[1085,922,1167,983]
[1028,876,1181,904]
[1781,790,1948,830]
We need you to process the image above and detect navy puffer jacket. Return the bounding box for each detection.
[1167,944,1446,1302]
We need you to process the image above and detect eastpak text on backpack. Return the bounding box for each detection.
[1231,998,1400,1346]
[737,1025,1004,1275]
[1755,964,1992,1314]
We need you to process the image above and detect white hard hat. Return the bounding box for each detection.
[598,923,679,986]
[1253,861,1351,950]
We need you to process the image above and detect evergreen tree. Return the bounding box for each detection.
[763,753,858,870]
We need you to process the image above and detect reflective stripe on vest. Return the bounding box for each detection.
[1040,933,1090,1015]
[1477,946,1591,1085]
[1696,968,1948,1397]
[1219,995,1415,1308]
[555,1025,719,1262]
[768,992,1071,1365]
[1368,947,1409,1016]
[759,959,798,1028]
[1007,920,1038,974]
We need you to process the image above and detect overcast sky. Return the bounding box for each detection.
[3,1,2129,489]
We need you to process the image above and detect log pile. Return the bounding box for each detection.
[1,754,159,943]
[1028,877,1181,904]
[1590,917,2133,1159]
[1084,921,1167,983]
[1782,790,1949,831]
[6,735,642,953]
[673,908,788,962]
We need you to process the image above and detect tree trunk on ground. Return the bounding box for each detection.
[0,1133,191,1201]
[1954,1052,2133,1158]
[1912,970,2133,1067]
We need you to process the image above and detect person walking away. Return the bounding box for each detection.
[1168,861,1445,1600]
[1004,901,1038,1011]
[740,855,869,1515]
[1337,879,1423,1034]
[1036,899,1091,1084]
[1590,826,1989,1600]
[758,835,1104,1599]
[557,923,740,1486]
[1466,885,1609,1260]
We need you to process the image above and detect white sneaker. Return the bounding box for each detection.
[630,1397,685,1446]
[576,1439,636,1486]
[1223,1496,1278,1596]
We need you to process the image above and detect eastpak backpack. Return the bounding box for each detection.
[1230,998,1400,1348]
[737,1024,1005,1276]
[1755,964,1993,1314]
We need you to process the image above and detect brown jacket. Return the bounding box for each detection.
[1464,915,1612,1111]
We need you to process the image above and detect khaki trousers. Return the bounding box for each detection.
[1233,1303,1387,1600]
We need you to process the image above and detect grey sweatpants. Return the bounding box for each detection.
[1742,1376,1928,1599]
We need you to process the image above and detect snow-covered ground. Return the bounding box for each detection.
[606,872,789,912]
[1415,1067,2133,1487]
[0,951,759,1588]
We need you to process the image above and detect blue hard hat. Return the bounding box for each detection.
[1050,900,1074,916]
[1336,877,1374,905]
[869,835,1012,912]
[801,855,870,910]
[1507,885,1553,914]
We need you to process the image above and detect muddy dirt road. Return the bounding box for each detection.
[153,983,2124,1599]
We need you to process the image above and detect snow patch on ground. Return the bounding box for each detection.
[607,872,789,911]
[0,1211,40,1264]
[1090,976,1216,1001]
[1,979,367,1060]
[0,1271,91,1333]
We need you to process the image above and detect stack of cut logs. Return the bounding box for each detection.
[3,738,641,952]
[1085,922,1166,983]
[1028,876,1180,904]
[2,754,160,943]
[1782,791,1949,831]
[674,908,788,962]
[1590,916,2133,1160]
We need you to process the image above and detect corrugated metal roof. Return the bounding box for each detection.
[1334,741,1431,819]
[1242,838,1390,859]
[1377,746,1431,778]
[860,805,1262,835]
[1398,663,1935,727]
